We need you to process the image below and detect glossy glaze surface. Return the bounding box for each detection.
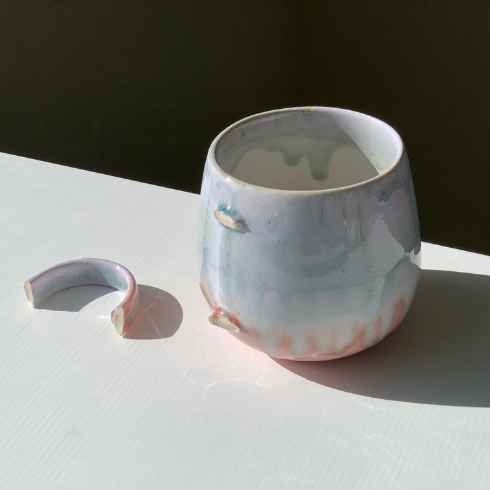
[198,107,421,360]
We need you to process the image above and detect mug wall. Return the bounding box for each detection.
[198,111,421,360]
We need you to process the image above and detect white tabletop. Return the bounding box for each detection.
[1,153,490,489]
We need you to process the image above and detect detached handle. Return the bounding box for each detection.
[213,209,242,230]
[24,258,139,337]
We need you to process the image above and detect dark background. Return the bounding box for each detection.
[1,1,488,253]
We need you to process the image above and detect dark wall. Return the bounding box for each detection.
[1,1,489,254]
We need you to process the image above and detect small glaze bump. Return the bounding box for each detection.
[213,210,242,230]
[209,314,240,332]
[208,306,241,332]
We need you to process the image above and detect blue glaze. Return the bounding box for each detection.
[217,202,238,217]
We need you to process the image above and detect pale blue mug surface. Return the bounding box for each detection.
[198,107,420,361]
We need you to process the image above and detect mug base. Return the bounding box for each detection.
[200,282,411,362]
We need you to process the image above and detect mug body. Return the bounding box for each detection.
[198,107,421,361]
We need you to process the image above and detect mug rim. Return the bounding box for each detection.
[208,106,405,194]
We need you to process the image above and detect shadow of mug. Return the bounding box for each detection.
[276,269,490,407]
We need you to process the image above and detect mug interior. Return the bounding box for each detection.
[213,108,403,191]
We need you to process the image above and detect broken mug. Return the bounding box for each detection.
[198,107,421,361]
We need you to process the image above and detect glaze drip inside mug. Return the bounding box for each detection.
[217,109,400,191]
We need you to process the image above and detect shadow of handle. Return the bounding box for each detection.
[123,285,183,340]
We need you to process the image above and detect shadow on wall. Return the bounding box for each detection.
[0,1,302,193]
[276,269,490,407]
[1,2,490,252]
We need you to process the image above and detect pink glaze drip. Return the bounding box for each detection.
[341,322,366,357]
[248,325,262,350]
[389,297,405,333]
[201,280,407,362]
[327,329,338,353]
[372,315,383,345]
[277,336,294,358]
[307,335,319,357]
[292,323,366,361]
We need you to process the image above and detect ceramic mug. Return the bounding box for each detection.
[198,107,421,361]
